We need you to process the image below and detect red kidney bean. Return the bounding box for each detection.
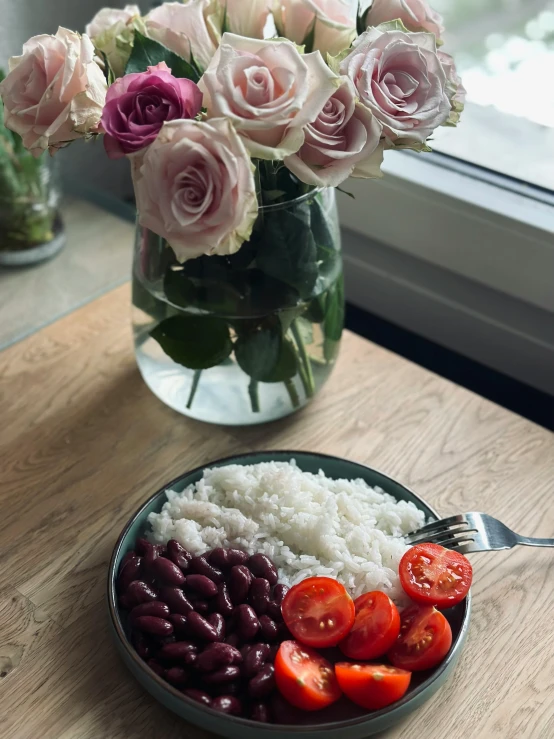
[159,641,197,662]
[184,689,212,707]
[135,538,153,556]
[225,633,240,648]
[211,695,242,716]
[152,557,186,586]
[189,597,210,615]
[213,680,242,697]
[119,593,132,610]
[129,601,170,622]
[251,702,270,723]
[155,544,168,557]
[183,652,198,668]
[125,580,158,607]
[154,634,176,647]
[207,548,230,569]
[186,575,218,598]
[196,643,242,673]
[273,584,289,603]
[143,545,159,573]
[249,578,271,616]
[131,631,151,660]
[168,613,188,637]
[236,604,260,642]
[243,643,270,678]
[147,659,165,677]
[268,644,279,662]
[187,612,219,642]
[165,666,189,686]
[240,644,253,660]
[167,539,192,571]
[227,549,250,567]
[159,587,193,616]
[266,601,283,622]
[120,551,138,569]
[134,616,173,636]
[259,615,279,642]
[203,665,241,685]
[190,556,223,583]
[207,613,225,641]
[214,582,234,618]
[228,565,252,605]
[247,554,278,585]
[248,663,275,699]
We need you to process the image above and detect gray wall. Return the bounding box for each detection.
[1,0,138,200]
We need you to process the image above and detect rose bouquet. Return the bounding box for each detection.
[0,1,464,424]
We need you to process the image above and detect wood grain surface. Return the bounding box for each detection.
[0,284,553,739]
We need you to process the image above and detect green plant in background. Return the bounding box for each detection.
[0,69,57,252]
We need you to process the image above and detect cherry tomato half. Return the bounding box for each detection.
[335,663,411,710]
[339,591,400,660]
[274,640,342,711]
[399,543,472,608]
[282,577,355,648]
[388,604,452,671]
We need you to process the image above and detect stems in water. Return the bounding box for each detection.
[291,319,316,398]
[285,378,300,408]
[186,369,202,409]
[248,379,260,413]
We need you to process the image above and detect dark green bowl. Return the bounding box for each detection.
[107,451,470,738]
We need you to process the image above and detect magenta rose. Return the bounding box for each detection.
[100,62,203,159]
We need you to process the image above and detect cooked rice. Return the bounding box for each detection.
[147,460,425,602]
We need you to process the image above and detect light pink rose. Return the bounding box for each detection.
[0,27,107,156]
[285,77,384,186]
[340,25,451,145]
[365,0,444,38]
[199,33,339,160]
[222,0,271,39]
[133,118,258,261]
[438,51,466,126]
[85,5,141,77]
[273,0,356,56]
[144,0,222,72]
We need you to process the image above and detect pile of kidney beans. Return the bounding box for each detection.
[117,538,291,721]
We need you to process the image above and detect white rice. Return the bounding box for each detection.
[147,460,425,603]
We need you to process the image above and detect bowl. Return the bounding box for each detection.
[107,451,471,738]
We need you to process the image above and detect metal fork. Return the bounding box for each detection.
[405,512,554,554]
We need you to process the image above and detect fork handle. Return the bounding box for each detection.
[517,536,554,547]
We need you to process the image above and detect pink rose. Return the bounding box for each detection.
[133,118,258,261]
[85,5,141,77]
[199,33,339,160]
[0,27,107,156]
[144,0,222,72]
[222,0,271,39]
[364,0,444,39]
[340,25,451,145]
[273,0,356,56]
[438,51,466,126]
[100,62,202,159]
[285,77,384,186]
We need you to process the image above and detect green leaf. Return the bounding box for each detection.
[323,275,344,343]
[357,2,367,36]
[236,326,298,384]
[99,51,116,85]
[257,208,318,299]
[150,315,232,369]
[301,19,316,54]
[125,32,201,82]
[304,294,327,324]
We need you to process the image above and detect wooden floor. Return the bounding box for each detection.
[1,284,553,739]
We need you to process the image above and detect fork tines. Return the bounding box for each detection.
[405,514,478,549]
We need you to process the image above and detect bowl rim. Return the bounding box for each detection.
[107,450,471,732]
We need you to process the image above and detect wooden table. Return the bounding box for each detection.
[1,284,553,739]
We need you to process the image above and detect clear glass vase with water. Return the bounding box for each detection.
[132,187,344,426]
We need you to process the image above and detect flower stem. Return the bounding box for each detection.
[186,369,202,409]
[248,379,260,413]
[291,319,315,398]
[284,378,300,409]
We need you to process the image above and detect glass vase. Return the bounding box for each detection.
[132,187,344,426]
[0,152,65,267]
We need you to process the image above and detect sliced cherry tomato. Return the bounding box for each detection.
[339,591,400,660]
[335,663,411,710]
[282,577,355,648]
[388,604,452,671]
[274,640,342,711]
[399,543,472,608]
